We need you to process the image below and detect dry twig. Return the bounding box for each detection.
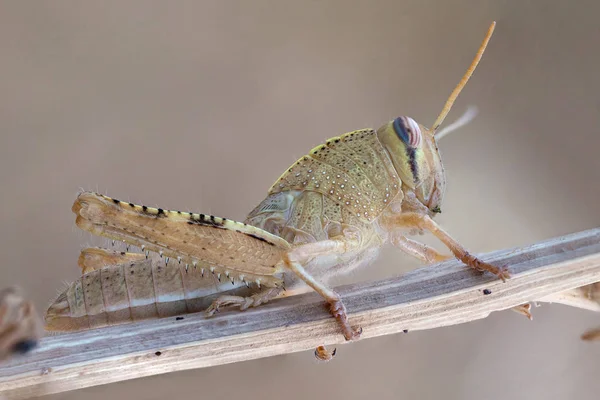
[0,228,599,399]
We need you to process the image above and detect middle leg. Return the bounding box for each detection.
[282,237,363,341]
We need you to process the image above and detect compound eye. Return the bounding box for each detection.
[392,116,422,147]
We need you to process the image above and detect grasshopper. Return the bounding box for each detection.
[47,22,510,358]
[0,287,43,362]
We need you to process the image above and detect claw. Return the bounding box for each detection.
[345,326,362,341]
[463,254,510,282]
[511,303,533,320]
[205,304,219,317]
[329,300,362,341]
[491,264,511,282]
[314,345,337,362]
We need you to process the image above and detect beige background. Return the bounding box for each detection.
[1,1,599,399]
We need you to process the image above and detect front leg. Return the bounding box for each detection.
[383,213,510,281]
[391,233,453,264]
[391,232,521,320]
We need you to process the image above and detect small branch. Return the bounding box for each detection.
[1,228,600,399]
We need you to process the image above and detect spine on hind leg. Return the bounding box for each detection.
[72,191,288,287]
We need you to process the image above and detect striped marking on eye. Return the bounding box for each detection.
[393,116,422,148]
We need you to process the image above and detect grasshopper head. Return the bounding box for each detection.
[377,21,496,215]
[377,117,445,214]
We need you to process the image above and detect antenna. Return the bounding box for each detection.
[434,105,478,140]
[432,21,495,136]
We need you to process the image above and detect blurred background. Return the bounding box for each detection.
[1,1,599,399]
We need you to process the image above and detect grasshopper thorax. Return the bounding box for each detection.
[376,117,445,214]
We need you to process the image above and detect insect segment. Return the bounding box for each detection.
[50,22,508,360]
[46,248,259,331]
[0,287,43,362]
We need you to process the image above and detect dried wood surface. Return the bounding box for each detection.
[1,228,599,399]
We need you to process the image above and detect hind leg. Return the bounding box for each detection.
[205,287,283,316]
[210,236,362,360]
[206,238,364,352]
[78,247,145,274]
